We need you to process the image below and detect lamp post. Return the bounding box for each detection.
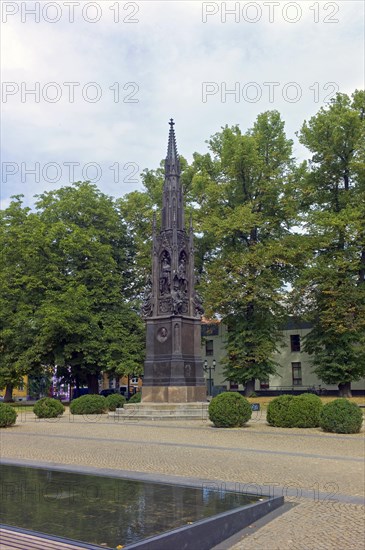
[204,359,216,396]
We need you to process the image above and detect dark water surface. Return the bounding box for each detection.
[0,464,263,548]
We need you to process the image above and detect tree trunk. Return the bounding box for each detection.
[338,382,352,398]
[244,379,255,397]
[4,384,14,402]
[86,373,99,394]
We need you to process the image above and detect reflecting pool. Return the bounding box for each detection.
[0,464,264,548]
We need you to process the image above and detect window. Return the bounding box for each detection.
[260,379,269,389]
[290,334,301,352]
[201,324,219,337]
[292,362,302,385]
[18,380,24,391]
[229,382,238,390]
[205,340,214,356]
[131,377,139,385]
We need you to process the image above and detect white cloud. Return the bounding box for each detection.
[1,0,363,206]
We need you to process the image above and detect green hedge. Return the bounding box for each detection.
[267,394,323,428]
[128,392,142,403]
[33,397,65,419]
[105,393,126,411]
[0,403,17,428]
[286,393,323,428]
[209,392,252,428]
[320,399,363,434]
[69,394,107,415]
[266,395,295,427]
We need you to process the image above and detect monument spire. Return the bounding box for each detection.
[162,118,184,231]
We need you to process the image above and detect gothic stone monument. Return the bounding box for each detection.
[141,120,206,403]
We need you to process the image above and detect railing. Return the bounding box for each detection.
[257,385,328,396]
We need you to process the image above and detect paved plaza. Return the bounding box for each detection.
[1,409,364,550]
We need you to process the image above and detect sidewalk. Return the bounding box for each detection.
[1,412,364,549]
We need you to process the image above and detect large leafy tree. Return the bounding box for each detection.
[117,170,161,292]
[34,182,145,392]
[294,91,365,396]
[0,197,48,401]
[3,183,145,395]
[189,112,301,394]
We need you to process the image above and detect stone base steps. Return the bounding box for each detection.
[109,402,209,421]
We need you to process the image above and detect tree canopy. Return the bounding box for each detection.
[0,183,144,400]
[187,112,303,394]
[1,91,364,399]
[0,198,45,400]
[292,91,365,396]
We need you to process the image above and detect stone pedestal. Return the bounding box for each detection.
[142,386,207,403]
[142,315,206,403]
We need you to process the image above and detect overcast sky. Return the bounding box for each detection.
[1,0,364,208]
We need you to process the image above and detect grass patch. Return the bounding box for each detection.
[8,405,34,412]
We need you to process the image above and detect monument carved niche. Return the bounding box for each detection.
[159,251,171,296]
[141,275,153,317]
[173,323,181,352]
[178,252,188,293]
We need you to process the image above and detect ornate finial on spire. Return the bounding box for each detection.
[169,118,175,128]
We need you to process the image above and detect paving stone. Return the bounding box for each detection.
[1,412,364,549]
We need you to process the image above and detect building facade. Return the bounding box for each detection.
[201,319,365,395]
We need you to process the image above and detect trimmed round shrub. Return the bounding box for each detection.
[105,393,126,411]
[287,394,323,428]
[320,399,363,434]
[128,392,142,403]
[209,392,252,428]
[33,397,65,419]
[69,394,107,415]
[0,403,17,428]
[266,395,295,427]
[267,394,323,428]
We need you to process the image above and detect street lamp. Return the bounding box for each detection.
[204,359,216,396]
